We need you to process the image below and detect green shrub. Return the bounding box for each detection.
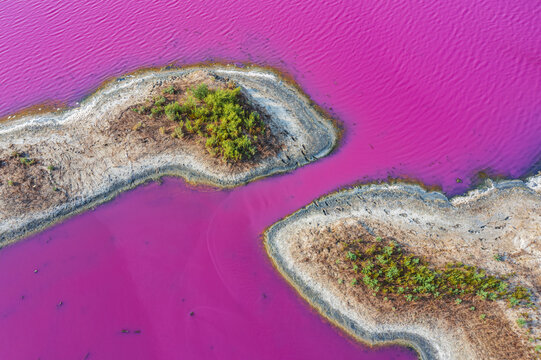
[154,96,166,107]
[193,83,209,100]
[150,106,163,116]
[185,120,194,134]
[164,102,182,121]
[183,85,264,161]
[171,124,184,139]
[342,237,530,307]
[19,157,35,166]
[163,85,175,95]
[131,82,266,163]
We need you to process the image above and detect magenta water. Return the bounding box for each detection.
[0,179,416,359]
[0,0,540,359]
[1,1,540,193]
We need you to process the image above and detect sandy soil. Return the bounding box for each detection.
[0,66,338,246]
[265,175,541,360]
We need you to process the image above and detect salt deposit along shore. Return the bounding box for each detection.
[265,175,541,359]
[0,65,338,246]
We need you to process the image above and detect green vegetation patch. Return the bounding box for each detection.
[10,151,35,166]
[342,238,532,307]
[132,82,268,163]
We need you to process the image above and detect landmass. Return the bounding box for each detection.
[265,174,541,359]
[0,65,338,246]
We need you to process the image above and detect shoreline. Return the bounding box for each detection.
[0,65,339,247]
[264,173,541,360]
[265,236,438,360]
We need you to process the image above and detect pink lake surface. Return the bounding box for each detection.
[0,180,415,359]
[1,0,541,359]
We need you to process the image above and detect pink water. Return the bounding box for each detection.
[0,180,416,359]
[0,0,540,359]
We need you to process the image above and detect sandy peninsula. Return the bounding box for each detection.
[265,174,541,359]
[0,65,338,246]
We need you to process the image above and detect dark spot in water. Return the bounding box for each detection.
[262,293,267,299]
[21,295,25,300]
[84,352,91,360]
[57,301,63,308]
[134,330,141,334]
[121,329,130,334]
[189,311,194,316]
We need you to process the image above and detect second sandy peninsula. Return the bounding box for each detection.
[265,175,541,360]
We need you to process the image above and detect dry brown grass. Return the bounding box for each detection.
[292,221,535,359]
[0,152,66,217]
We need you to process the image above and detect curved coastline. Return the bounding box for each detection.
[264,173,541,360]
[0,65,339,247]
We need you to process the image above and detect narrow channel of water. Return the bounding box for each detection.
[0,0,540,359]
